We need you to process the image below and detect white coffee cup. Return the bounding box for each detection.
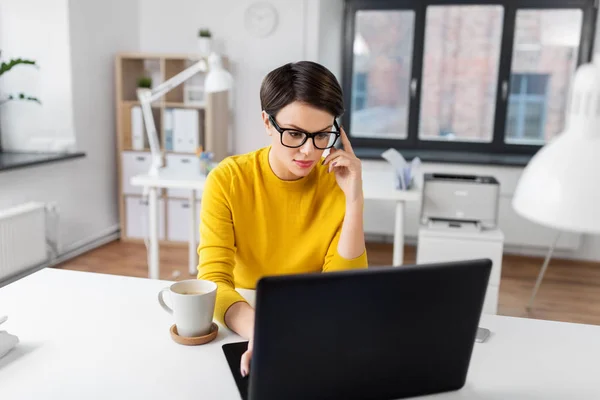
[158,279,217,337]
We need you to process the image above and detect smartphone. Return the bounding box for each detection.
[476,327,491,343]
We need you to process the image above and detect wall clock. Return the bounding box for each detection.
[244,2,278,38]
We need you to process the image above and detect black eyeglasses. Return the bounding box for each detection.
[268,114,341,150]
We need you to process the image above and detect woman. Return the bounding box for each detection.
[197,60,368,376]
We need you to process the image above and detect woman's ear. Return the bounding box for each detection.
[261,110,272,136]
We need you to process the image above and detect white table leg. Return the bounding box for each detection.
[393,201,405,266]
[148,187,160,279]
[189,190,198,276]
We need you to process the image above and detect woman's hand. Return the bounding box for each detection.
[323,126,363,203]
[224,301,255,378]
[240,335,253,378]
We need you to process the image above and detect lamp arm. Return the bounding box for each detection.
[136,58,208,176]
[137,92,162,176]
[147,59,208,102]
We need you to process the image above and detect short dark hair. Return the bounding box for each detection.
[260,61,344,118]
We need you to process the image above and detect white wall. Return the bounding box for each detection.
[317,0,345,81]
[139,0,314,155]
[137,0,344,156]
[0,0,139,253]
[0,0,76,151]
[582,4,600,262]
[64,0,139,249]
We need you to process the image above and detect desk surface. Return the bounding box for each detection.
[131,169,421,202]
[0,151,86,173]
[2,269,598,400]
[131,170,207,190]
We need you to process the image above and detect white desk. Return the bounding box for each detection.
[362,173,420,265]
[131,171,206,279]
[2,268,600,399]
[131,170,420,279]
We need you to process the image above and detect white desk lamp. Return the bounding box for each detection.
[136,52,233,177]
[513,55,600,309]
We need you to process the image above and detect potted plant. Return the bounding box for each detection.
[197,28,212,57]
[137,75,153,89]
[0,51,41,152]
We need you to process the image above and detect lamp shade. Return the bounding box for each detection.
[204,53,233,93]
[512,56,600,234]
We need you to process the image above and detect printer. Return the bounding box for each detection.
[420,173,500,229]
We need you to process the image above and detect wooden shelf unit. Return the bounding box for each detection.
[115,52,230,245]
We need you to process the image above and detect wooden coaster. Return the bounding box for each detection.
[170,323,218,346]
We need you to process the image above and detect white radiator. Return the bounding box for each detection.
[0,202,48,281]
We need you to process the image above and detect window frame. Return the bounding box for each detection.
[342,0,598,156]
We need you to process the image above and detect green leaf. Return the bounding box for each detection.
[198,28,212,38]
[0,58,38,76]
[137,76,152,89]
[1,93,41,105]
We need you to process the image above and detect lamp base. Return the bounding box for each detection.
[148,166,160,177]
[147,156,163,178]
[527,232,561,311]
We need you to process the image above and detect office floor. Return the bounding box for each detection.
[56,240,600,326]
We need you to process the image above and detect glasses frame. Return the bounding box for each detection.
[268,114,341,150]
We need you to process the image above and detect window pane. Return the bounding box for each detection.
[524,74,548,95]
[506,101,520,138]
[523,102,545,139]
[350,10,415,139]
[505,9,583,145]
[510,75,523,94]
[419,5,504,142]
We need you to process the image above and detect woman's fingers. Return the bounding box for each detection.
[240,337,253,378]
[322,148,335,165]
[340,126,354,154]
[328,154,352,173]
[322,148,344,166]
[323,148,360,173]
[240,348,252,377]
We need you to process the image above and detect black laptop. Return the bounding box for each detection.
[223,258,491,400]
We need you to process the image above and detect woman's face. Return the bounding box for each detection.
[262,101,335,181]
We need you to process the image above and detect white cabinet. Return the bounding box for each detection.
[165,154,201,198]
[167,199,201,242]
[125,196,165,240]
[122,152,152,195]
[416,224,504,315]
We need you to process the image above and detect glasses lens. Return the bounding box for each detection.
[281,131,338,149]
[282,131,307,147]
[314,132,337,149]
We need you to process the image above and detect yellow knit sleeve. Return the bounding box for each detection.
[197,164,246,325]
[323,228,369,272]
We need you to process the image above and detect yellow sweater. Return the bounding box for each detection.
[197,146,368,324]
